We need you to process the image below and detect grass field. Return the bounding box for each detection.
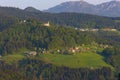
[1,48,27,64]
[2,54,25,64]
[39,52,113,69]
[115,20,120,23]
[0,47,113,69]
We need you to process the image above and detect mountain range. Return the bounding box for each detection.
[44,0,120,17]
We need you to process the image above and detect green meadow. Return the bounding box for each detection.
[1,47,113,69]
[39,52,113,69]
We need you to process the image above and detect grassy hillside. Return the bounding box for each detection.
[39,53,113,69]
[1,47,113,69]
[1,48,27,64]
[2,54,25,64]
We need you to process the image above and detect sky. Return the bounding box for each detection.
[0,0,114,10]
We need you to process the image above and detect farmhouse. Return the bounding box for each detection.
[67,47,79,53]
[19,19,27,24]
[26,51,37,56]
[43,21,50,27]
[90,29,99,32]
[79,28,89,31]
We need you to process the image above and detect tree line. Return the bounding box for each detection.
[0,59,114,80]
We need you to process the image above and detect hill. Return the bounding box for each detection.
[24,7,41,13]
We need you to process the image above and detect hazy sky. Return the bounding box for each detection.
[0,0,114,10]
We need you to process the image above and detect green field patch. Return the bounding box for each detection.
[1,48,28,64]
[39,52,113,69]
[2,54,25,64]
[115,20,120,23]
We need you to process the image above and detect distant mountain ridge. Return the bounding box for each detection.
[44,0,120,17]
[96,1,120,17]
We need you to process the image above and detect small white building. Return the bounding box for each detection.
[43,21,50,27]
[23,20,26,23]
[90,29,99,32]
[26,51,37,56]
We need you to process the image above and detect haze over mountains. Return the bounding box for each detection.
[44,0,120,17]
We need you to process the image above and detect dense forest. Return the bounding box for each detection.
[0,7,120,80]
[0,59,113,80]
[1,18,120,55]
[1,6,120,29]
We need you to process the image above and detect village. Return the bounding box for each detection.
[25,42,111,57]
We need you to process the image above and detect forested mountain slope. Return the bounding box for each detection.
[0,6,120,29]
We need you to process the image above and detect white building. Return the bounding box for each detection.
[43,21,50,27]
